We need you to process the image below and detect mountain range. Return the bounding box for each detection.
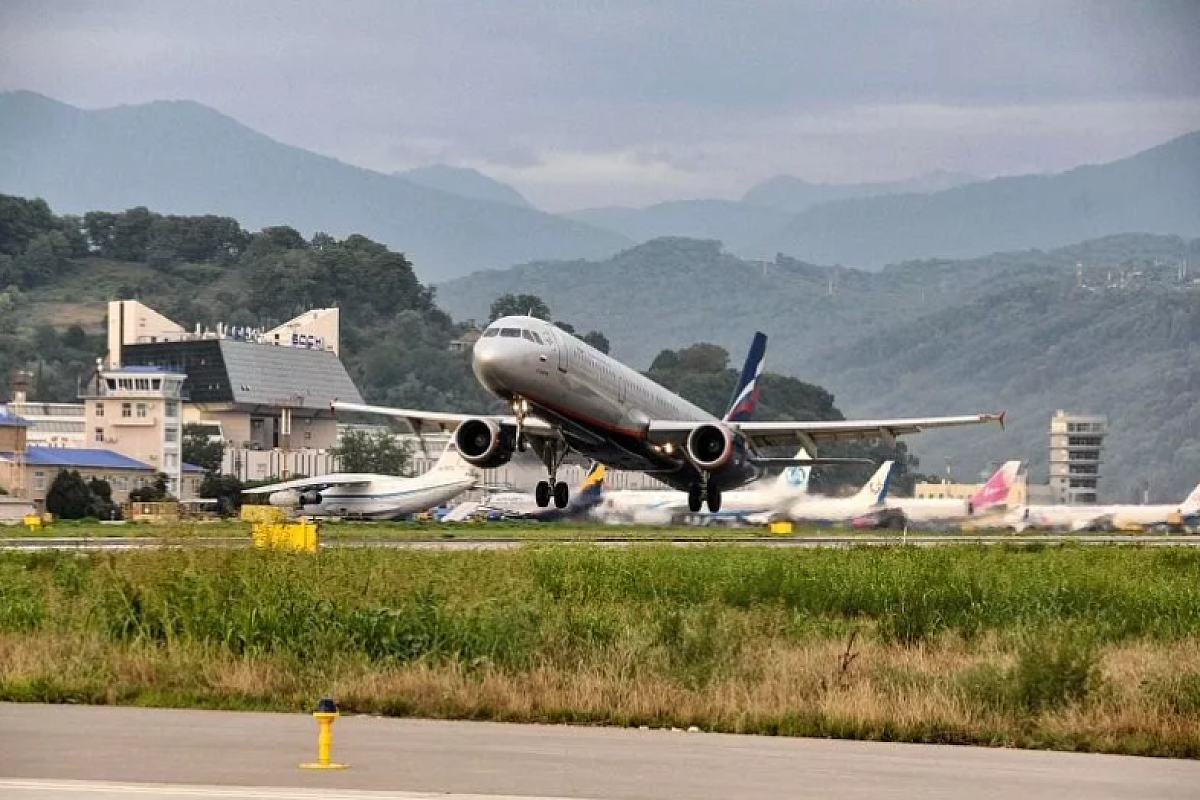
[438,234,1200,502]
[0,91,628,283]
[1,91,1197,281]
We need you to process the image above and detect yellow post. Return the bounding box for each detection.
[300,698,348,770]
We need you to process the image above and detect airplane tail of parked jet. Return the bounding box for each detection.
[1181,482,1200,513]
[852,461,894,505]
[723,332,768,422]
[969,460,1021,512]
[773,447,812,494]
[427,440,477,477]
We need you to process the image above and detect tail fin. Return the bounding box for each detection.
[774,447,812,494]
[853,461,894,505]
[578,462,606,499]
[1181,481,1200,512]
[430,440,474,475]
[723,331,768,422]
[969,460,1021,512]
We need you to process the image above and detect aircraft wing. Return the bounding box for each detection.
[648,412,1005,453]
[241,473,384,495]
[331,400,556,436]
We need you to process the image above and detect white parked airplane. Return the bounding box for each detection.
[1008,481,1200,532]
[241,441,478,519]
[333,316,1003,512]
[770,460,896,524]
[885,460,1022,526]
[594,449,815,525]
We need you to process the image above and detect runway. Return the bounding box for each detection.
[3,704,1198,800]
[1,533,1198,551]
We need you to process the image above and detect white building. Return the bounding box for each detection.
[1048,410,1106,504]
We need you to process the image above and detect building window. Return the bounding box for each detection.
[165,427,178,443]
[122,402,132,418]
[106,379,116,390]
[165,400,178,418]
[136,403,148,418]
[95,427,105,443]
[152,379,161,390]
[95,403,104,417]
[34,471,45,491]
[164,453,178,469]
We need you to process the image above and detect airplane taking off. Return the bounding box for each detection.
[886,460,1021,526]
[333,316,1004,512]
[1008,481,1200,532]
[242,440,477,519]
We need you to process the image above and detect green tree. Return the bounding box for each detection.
[199,473,244,515]
[580,330,611,354]
[183,423,226,473]
[130,472,173,502]
[45,470,92,519]
[332,429,410,475]
[489,293,551,322]
[86,477,119,519]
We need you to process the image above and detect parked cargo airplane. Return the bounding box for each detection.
[334,316,1004,512]
[242,440,477,519]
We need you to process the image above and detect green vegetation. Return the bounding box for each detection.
[331,429,412,476]
[0,546,1198,756]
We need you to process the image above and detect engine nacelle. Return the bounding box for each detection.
[298,490,323,506]
[687,423,736,471]
[268,490,300,508]
[454,417,514,469]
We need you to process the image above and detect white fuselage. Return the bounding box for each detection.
[474,317,761,492]
[885,498,971,523]
[306,475,473,519]
[596,483,792,525]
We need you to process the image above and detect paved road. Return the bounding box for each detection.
[3,704,1197,800]
[2,534,1198,551]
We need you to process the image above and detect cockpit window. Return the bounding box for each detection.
[530,331,544,344]
[481,328,500,338]
[500,328,521,338]
[521,330,536,342]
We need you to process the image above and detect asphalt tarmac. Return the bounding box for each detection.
[4,704,1198,800]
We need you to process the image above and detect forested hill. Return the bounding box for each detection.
[0,91,628,282]
[440,235,1200,501]
[1,195,910,491]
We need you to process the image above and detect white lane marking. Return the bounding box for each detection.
[0,779,588,800]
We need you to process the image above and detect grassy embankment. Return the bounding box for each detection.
[2,546,1199,757]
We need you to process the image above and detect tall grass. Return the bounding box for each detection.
[1,546,1199,755]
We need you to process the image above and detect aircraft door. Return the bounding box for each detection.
[556,334,569,373]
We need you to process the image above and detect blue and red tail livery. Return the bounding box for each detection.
[724,331,768,422]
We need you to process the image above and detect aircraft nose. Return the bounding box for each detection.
[472,338,511,392]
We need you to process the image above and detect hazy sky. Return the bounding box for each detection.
[3,1,1199,210]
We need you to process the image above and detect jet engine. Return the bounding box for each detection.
[268,490,300,508]
[686,423,735,471]
[267,489,323,508]
[454,418,515,469]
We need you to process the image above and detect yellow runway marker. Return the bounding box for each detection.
[299,698,349,770]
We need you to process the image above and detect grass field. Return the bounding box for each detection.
[1,545,1199,757]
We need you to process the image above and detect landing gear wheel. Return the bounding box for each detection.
[535,480,551,508]
[706,483,722,513]
[687,484,704,513]
[553,481,569,509]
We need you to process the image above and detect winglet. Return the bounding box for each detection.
[997,411,1006,430]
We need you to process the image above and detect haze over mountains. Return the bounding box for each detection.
[0,91,628,283]
[2,91,1197,282]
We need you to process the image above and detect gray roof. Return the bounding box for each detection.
[218,340,363,410]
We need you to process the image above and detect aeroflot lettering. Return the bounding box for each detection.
[291,333,325,349]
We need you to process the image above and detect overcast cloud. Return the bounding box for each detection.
[2,1,1198,209]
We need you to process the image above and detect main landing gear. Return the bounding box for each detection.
[687,480,722,513]
[534,438,570,509]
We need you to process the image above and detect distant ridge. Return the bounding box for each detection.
[398,164,532,208]
[0,92,629,281]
